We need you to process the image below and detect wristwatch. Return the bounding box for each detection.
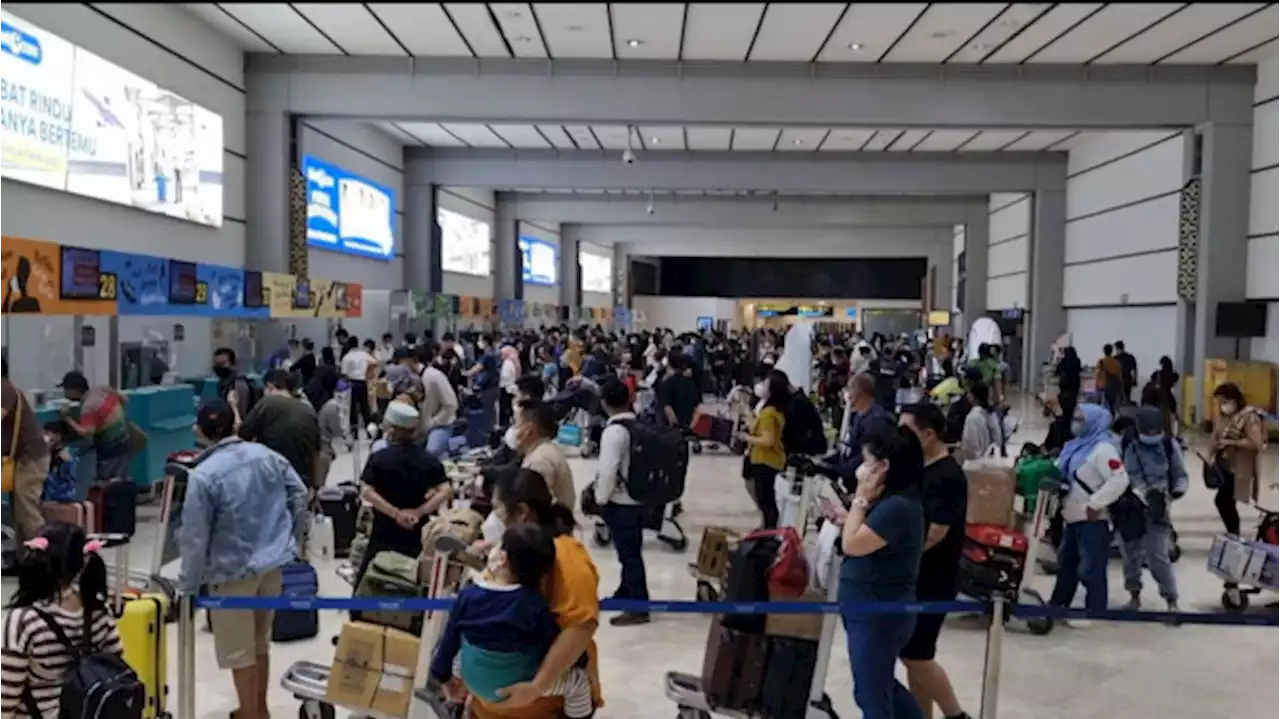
[851,496,871,510]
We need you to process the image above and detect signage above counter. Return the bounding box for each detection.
[303,154,396,261]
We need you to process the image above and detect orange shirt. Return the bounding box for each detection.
[472,535,602,718]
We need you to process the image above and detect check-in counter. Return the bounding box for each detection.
[124,385,196,492]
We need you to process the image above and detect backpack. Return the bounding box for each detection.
[617,419,688,506]
[23,608,144,719]
[782,391,828,457]
[239,375,263,412]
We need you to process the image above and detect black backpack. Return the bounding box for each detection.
[782,390,828,457]
[23,608,144,719]
[617,419,688,506]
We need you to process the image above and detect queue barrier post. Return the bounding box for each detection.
[177,594,197,719]
[979,595,1006,719]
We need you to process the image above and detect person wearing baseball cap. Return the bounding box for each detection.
[55,370,135,483]
[179,397,310,719]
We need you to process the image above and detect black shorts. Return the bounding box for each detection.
[899,591,954,661]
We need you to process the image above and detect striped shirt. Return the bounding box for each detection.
[1,603,124,717]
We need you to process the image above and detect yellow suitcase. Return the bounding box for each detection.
[118,594,169,719]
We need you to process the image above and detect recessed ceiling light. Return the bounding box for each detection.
[566,24,584,32]
[506,10,522,18]
[848,42,863,51]
[791,139,804,145]
[626,38,644,48]
[651,137,661,144]
[510,35,532,43]
[970,43,993,51]
[929,31,953,39]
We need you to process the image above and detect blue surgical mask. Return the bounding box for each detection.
[1139,435,1163,446]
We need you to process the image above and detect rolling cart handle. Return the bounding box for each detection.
[89,532,130,616]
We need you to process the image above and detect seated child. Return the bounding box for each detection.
[430,523,593,718]
[40,420,81,503]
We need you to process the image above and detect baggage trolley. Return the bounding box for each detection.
[1211,510,1279,612]
[963,478,1058,636]
[281,546,469,719]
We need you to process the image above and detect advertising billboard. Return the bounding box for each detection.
[519,235,557,286]
[438,207,491,276]
[303,154,396,261]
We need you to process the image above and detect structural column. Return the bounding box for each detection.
[1026,189,1067,390]
[402,163,440,292]
[559,224,583,311]
[959,206,990,335]
[1190,121,1254,418]
[493,193,521,301]
[244,75,292,273]
[612,243,630,309]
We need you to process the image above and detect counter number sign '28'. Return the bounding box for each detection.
[97,272,117,301]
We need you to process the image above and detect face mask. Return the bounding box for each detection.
[481,512,505,545]
[1219,401,1238,416]
[1139,435,1164,446]
[1070,420,1086,437]
[213,365,233,379]
[503,426,520,450]
[485,543,505,575]
[754,381,769,398]
[854,462,875,485]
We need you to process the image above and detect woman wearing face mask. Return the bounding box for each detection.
[1119,407,1187,614]
[838,424,926,719]
[460,468,602,719]
[739,370,790,529]
[1050,403,1130,620]
[1208,383,1266,539]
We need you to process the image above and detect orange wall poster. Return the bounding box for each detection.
[2,236,117,316]
[266,274,363,319]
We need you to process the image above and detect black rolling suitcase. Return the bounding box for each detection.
[318,482,359,558]
[759,636,819,718]
[89,478,137,536]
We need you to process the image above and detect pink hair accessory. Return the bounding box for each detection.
[23,537,49,551]
[82,539,105,555]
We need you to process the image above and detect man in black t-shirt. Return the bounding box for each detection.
[898,402,973,719]
[658,354,701,429]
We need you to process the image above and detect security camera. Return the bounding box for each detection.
[646,202,655,215]
[622,147,637,165]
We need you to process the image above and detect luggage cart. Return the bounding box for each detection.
[281,547,469,719]
[1211,510,1279,612]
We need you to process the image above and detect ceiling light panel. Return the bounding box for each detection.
[183,4,280,52]
[490,3,550,58]
[731,127,783,150]
[611,3,684,59]
[291,4,404,54]
[861,130,902,151]
[912,129,981,151]
[819,129,877,150]
[945,4,1052,63]
[591,125,634,150]
[1026,3,1185,63]
[641,126,686,150]
[748,4,849,61]
[817,4,927,62]
[685,126,733,150]
[488,124,552,148]
[364,4,472,55]
[1089,4,1265,63]
[983,3,1103,63]
[218,4,344,53]
[563,125,601,150]
[536,125,578,149]
[394,123,468,147]
[443,3,512,56]
[682,3,767,60]
[373,122,421,146]
[882,4,1008,63]
[886,129,931,151]
[776,127,829,150]
[535,3,613,58]
[1003,130,1076,151]
[440,124,509,148]
[1159,3,1278,63]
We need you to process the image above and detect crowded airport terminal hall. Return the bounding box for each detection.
[2,3,1280,718]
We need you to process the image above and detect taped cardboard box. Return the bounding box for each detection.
[327,621,420,718]
[696,526,740,579]
[964,461,1017,528]
[764,589,826,641]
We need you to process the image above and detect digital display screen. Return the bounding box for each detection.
[59,246,101,299]
[293,278,311,309]
[332,282,348,311]
[168,260,198,304]
[243,271,264,308]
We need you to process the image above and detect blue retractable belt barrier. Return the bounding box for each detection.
[191,595,1279,627]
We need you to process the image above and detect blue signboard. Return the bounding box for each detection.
[519,236,558,286]
[303,155,397,261]
[100,251,268,318]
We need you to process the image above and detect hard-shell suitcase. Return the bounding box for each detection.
[355,551,423,634]
[273,560,320,642]
[692,412,715,439]
[118,594,169,719]
[708,415,735,445]
[720,533,779,633]
[703,622,768,712]
[89,478,137,536]
[958,523,1028,599]
[40,500,94,532]
[318,482,359,558]
[759,636,819,718]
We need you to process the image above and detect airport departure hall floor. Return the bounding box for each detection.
[3,399,1277,719]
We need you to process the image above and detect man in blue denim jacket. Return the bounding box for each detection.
[178,398,309,719]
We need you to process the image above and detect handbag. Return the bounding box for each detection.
[1202,450,1229,490]
[1074,469,1147,543]
[2,396,20,493]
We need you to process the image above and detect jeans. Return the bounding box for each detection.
[744,463,780,529]
[841,611,923,719]
[424,427,452,459]
[1049,519,1111,612]
[1118,521,1179,601]
[601,504,649,610]
[348,379,374,435]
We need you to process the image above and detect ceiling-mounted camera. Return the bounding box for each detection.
[622,147,637,165]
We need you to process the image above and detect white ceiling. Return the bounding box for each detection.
[187,3,1277,65]
[377,122,1086,152]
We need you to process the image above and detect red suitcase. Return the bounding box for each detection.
[957,523,1028,600]
[692,412,715,439]
[41,501,95,532]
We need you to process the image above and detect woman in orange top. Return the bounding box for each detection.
[448,468,603,718]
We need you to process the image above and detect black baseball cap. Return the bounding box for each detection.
[57,371,90,392]
[196,398,235,439]
[392,347,414,362]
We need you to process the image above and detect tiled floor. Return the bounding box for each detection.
[5,398,1278,718]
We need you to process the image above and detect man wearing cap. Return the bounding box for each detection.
[178,398,310,719]
[355,401,452,589]
[56,371,134,483]
[239,369,322,488]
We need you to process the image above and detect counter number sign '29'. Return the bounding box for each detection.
[303,155,396,262]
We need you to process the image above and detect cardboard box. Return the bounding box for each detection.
[327,621,420,718]
[764,589,826,641]
[696,527,740,579]
[965,464,1017,527]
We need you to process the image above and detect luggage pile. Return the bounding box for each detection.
[1209,511,1279,612]
[957,450,1025,601]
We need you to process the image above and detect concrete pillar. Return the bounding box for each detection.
[402,164,440,292]
[1191,121,1254,417]
[559,224,582,310]
[1026,188,1067,390]
[244,76,291,273]
[959,207,989,333]
[493,193,521,300]
[612,243,630,308]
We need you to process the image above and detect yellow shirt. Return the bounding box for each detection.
[473,535,602,718]
[748,406,787,471]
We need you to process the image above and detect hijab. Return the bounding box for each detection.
[500,344,522,376]
[1057,403,1113,478]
